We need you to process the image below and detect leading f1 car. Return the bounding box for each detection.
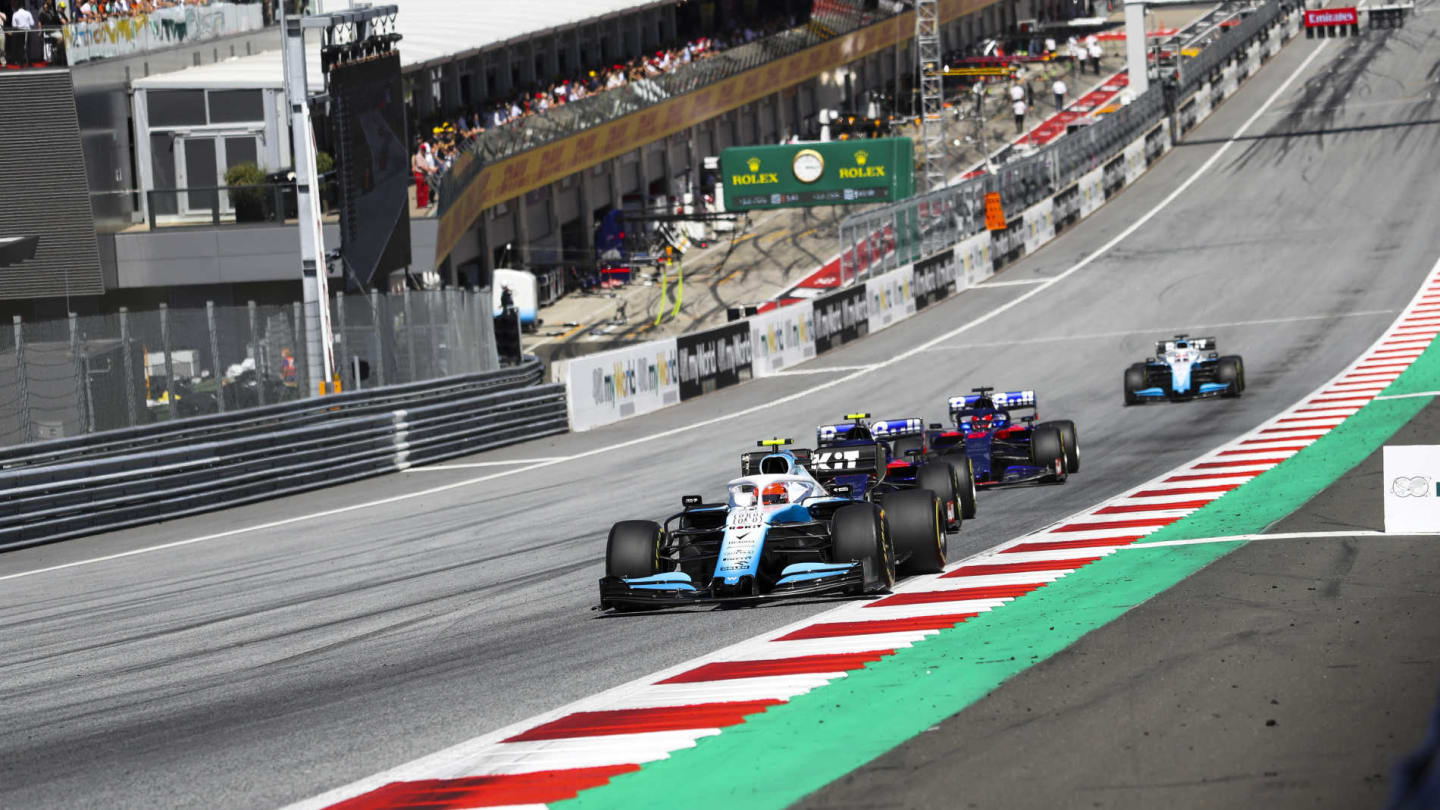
[1124,334,1246,404]
[598,440,949,610]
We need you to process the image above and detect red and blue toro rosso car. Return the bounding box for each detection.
[811,414,974,532]
[930,388,1080,487]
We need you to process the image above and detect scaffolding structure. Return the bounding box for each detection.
[915,0,945,254]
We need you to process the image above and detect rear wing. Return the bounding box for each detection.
[808,443,887,479]
[1156,336,1216,354]
[741,447,813,476]
[816,423,875,446]
[948,390,1037,414]
[869,418,924,439]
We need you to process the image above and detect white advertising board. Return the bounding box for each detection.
[1023,198,1056,255]
[566,338,680,431]
[1078,167,1105,219]
[959,231,994,288]
[1383,446,1440,534]
[866,264,917,333]
[749,300,816,376]
[1123,137,1146,186]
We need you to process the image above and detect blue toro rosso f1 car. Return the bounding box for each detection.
[929,388,1080,487]
[1124,334,1246,404]
[598,439,949,611]
[811,413,977,527]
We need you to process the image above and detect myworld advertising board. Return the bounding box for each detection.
[721,139,915,212]
[678,321,753,400]
[567,339,680,431]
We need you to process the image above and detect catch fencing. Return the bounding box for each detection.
[0,288,499,448]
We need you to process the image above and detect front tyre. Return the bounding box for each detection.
[1030,426,1067,480]
[1217,355,1245,397]
[943,452,978,520]
[886,489,948,576]
[606,520,665,579]
[1124,363,1146,406]
[918,462,962,533]
[832,503,896,593]
[1039,419,1080,473]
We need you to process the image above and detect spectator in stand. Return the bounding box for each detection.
[411,139,431,209]
[11,3,36,67]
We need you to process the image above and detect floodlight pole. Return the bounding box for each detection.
[281,4,335,394]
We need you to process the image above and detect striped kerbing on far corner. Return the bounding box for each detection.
[294,268,1440,810]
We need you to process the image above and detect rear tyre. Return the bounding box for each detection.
[832,503,896,592]
[1217,355,1245,396]
[890,436,924,463]
[918,462,962,533]
[1124,363,1146,406]
[886,489,947,575]
[606,520,665,579]
[943,452,978,519]
[1030,426,1066,479]
[1039,419,1080,473]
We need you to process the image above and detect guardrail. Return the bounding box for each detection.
[0,357,566,551]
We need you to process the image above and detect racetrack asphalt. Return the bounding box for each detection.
[4,19,1440,809]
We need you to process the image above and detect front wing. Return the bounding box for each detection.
[598,565,868,610]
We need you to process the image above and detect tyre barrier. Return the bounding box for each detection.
[0,357,566,551]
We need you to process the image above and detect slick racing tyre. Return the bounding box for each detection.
[1124,363,1147,406]
[1039,419,1080,473]
[942,452,978,520]
[886,489,948,575]
[606,520,665,579]
[1030,426,1067,480]
[918,462,962,533]
[832,503,896,593]
[1217,355,1245,397]
[891,435,925,463]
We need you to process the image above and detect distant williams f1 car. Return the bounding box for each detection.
[598,440,948,611]
[1124,335,1246,404]
[934,388,1079,487]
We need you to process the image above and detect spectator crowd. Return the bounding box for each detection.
[1,0,239,67]
[409,14,799,210]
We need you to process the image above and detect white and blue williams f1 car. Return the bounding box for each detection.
[598,440,948,611]
[1124,335,1246,405]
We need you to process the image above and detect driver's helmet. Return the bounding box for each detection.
[762,481,788,506]
[975,413,994,426]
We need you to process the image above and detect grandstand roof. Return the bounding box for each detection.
[134,0,669,90]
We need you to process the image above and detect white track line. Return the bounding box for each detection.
[0,41,1334,586]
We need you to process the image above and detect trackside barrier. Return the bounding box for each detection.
[562,2,1301,432]
[0,358,567,551]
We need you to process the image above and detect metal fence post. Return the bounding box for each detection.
[293,301,309,397]
[119,307,137,427]
[248,300,266,407]
[402,285,416,385]
[13,316,30,443]
[332,290,347,390]
[370,289,386,388]
[206,300,225,413]
[160,303,177,421]
[68,312,92,433]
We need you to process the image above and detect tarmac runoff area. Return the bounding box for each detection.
[797,398,1440,810]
